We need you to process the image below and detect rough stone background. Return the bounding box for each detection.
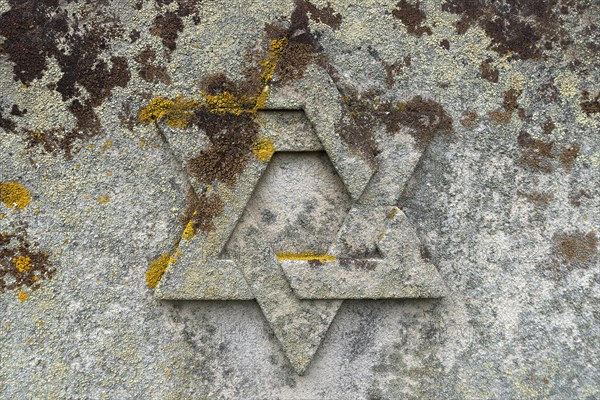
[1,0,599,399]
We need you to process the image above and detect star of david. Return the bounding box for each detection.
[154,67,445,374]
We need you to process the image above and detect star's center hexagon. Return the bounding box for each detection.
[224,151,352,257]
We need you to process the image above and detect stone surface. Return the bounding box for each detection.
[1,0,599,398]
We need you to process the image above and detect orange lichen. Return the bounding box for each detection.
[0,182,31,209]
[12,255,32,272]
[252,138,275,162]
[276,252,337,263]
[18,291,28,302]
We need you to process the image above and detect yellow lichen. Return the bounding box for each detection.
[12,255,33,272]
[252,138,275,162]
[97,195,110,204]
[18,291,28,302]
[146,250,180,288]
[388,207,398,219]
[0,182,31,209]
[138,96,201,128]
[276,252,337,263]
[202,91,249,115]
[260,38,288,84]
[139,37,288,125]
[182,220,195,240]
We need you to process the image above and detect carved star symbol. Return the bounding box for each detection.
[154,68,445,374]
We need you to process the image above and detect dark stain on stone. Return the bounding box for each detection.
[338,258,378,271]
[553,231,597,264]
[440,39,450,50]
[442,0,574,60]
[10,105,27,117]
[392,0,432,37]
[580,93,600,115]
[517,131,555,173]
[261,209,277,224]
[569,189,592,207]
[480,58,499,83]
[517,190,555,207]
[0,223,55,294]
[135,47,172,84]
[129,29,141,43]
[558,144,580,171]
[420,245,432,261]
[0,105,16,132]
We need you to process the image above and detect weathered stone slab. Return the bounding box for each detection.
[1,0,599,398]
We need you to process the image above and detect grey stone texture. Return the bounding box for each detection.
[1,0,599,398]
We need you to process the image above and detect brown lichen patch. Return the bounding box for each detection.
[180,189,225,234]
[147,0,203,55]
[489,89,523,124]
[0,1,131,158]
[263,0,333,86]
[480,58,499,83]
[151,11,184,54]
[541,119,555,135]
[559,144,580,171]
[440,39,450,50]
[580,93,600,115]
[187,110,259,185]
[461,111,478,128]
[0,224,55,295]
[517,131,555,173]
[553,231,597,263]
[569,189,592,207]
[381,96,454,150]
[442,0,573,60]
[392,0,432,37]
[0,182,31,209]
[294,0,342,30]
[118,102,138,131]
[517,190,555,207]
[382,56,411,87]
[135,47,172,84]
[140,37,289,191]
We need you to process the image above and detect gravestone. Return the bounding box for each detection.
[1,0,599,398]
